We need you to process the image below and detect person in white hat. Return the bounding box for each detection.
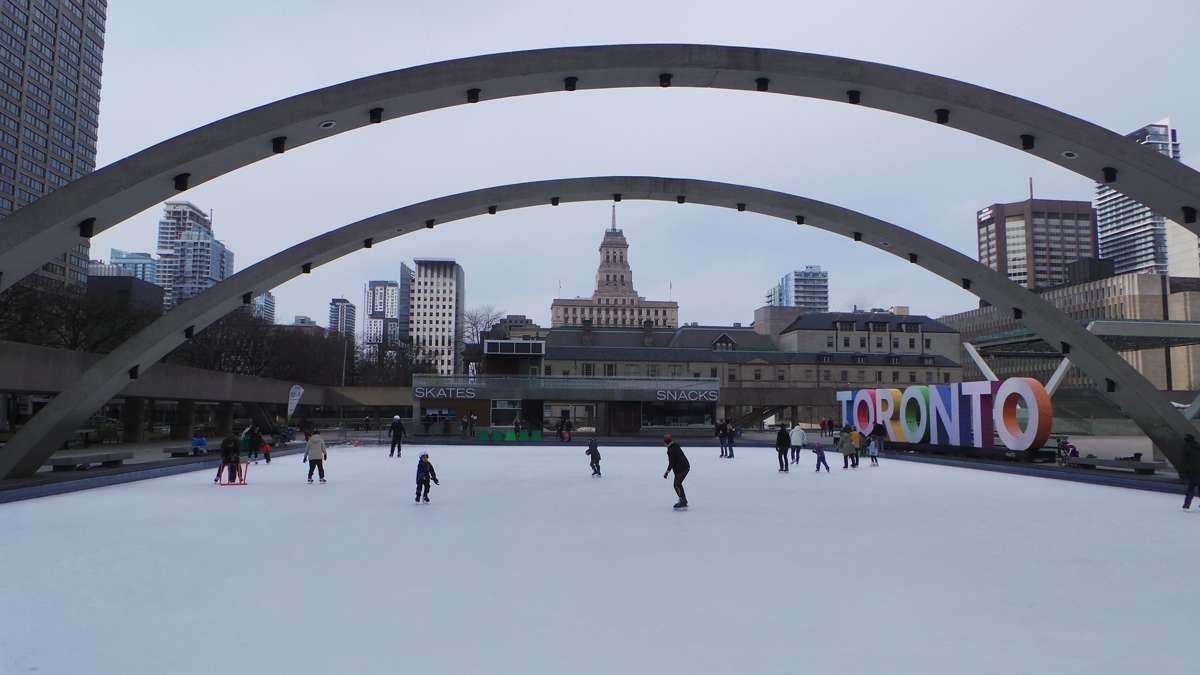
[388,415,406,458]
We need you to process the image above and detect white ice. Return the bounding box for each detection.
[2,444,1198,675]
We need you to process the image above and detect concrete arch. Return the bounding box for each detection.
[2,44,1200,292]
[0,176,1192,479]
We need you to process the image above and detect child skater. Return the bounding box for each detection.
[867,436,880,466]
[585,438,602,477]
[416,452,439,502]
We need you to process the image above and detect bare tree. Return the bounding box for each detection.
[463,305,506,344]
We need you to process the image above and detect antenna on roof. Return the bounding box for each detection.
[1028,177,1034,201]
[610,204,617,232]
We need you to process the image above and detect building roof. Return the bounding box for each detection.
[780,312,958,334]
[543,325,958,366]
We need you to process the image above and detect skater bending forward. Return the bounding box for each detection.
[416,452,439,502]
[586,438,602,476]
[662,434,690,508]
[304,430,327,483]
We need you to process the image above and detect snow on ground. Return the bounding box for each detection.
[1,444,1197,675]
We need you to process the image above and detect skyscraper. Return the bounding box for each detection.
[251,291,275,324]
[397,262,413,342]
[976,199,1097,289]
[155,202,234,309]
[363,280,400,361]
[0,1,107,289]
[108,249,157,283]
[764,266,829,312]
[328,297,356,336]
[410,258,464,375]
[1096,119,1187,275]
[550,213,678,328]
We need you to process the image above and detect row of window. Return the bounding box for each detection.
[827,335,931,350]
[543,362,955,385]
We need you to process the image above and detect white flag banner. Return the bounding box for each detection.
[287,385,304,419]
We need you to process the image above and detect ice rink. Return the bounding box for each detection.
[2,443,1198,675]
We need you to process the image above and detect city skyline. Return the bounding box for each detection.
[81,1,1200,328]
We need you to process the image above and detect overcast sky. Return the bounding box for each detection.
[90,0,1200,327]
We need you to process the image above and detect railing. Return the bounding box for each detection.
[412,375,720,402]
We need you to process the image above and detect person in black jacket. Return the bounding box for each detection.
[389,415,406,458]
[1181,434,1200,509]
[585,439,602,476]
[662,435,690,508]
[715,420,728,458]
[775,426,790,472]
[723,422,736,459]
[214,434,240,484]
[416,452,439,503]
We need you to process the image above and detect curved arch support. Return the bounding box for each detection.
[3,45,1200,291]
[0,176,1192,478]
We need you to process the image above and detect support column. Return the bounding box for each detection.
[170,400,195,440]
[121,397,146,443]
[0,393,10,434]
[214,402,233,437]
[145,399,157,434]
[790,405,799,425]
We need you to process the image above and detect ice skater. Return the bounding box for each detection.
[389,415,406,458]
[715,419,729,458]
[775,425,790,472]
[662,434,690,508]
[1181,434,1200,509]
[416,452,439,502]
[723,421,735,459]
[789,423,807,465]
[867,437,880,466]
[585,438,602,476]
[813,442,831,472]
[840,425,857,469]
[304,430,327,483]
[214,434,241,483]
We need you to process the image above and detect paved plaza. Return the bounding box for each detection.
[1,443,1196,674]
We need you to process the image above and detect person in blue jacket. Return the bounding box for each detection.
[416,452,439,503]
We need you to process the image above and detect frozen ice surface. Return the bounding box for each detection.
[2,444,1198,675]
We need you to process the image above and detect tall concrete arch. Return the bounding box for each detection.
[0,177,1192,479]
[2,44,1199,292]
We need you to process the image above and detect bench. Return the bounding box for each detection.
[163,446,205,458]
[1066,456,1167,475]
[44,451,134,471]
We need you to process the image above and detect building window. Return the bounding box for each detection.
[544,365,552,376]
[875,371,882,382]
[908,371,916,383]
[822,370,830,381]
[826,336,833,348]
[581,363,595,377]
[647,364,659,377]
[892,371,899,383]
[604,364,617,377]
[842,337,850,348]
[776,368,785,381]
[710,367,718,378]
[943,372,951,383]
[875,338,882,348]
[892,338,899,349]
[924,338,931,349]
[859,337,866,348]
[753,369,762,381]
[908,338,916,349]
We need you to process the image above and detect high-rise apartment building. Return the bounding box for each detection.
[397,262,413,342]
[410,258,464,375]
[328,297,356,336]
[363,280,400,361]
[550,219,678,328]
[1096,120,1188,275]
[764,266,829,311]
[976,199,1097,289]
[0,0,108,289]
[251,291,275,324]
[155,202,234,310]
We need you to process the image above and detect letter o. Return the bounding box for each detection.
[899,386,929,443]
[992,378,1052,451]
[853,389,876,435]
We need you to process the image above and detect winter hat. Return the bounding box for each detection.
[420,452,429,458]
[393,415,401,421]
[662,434,673,443]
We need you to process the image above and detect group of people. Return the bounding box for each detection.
[772,422,884,472]
[713,420,737,458]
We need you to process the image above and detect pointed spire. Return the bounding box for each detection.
[610,204,617,232]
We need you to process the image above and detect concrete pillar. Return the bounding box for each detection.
[790,405,799,425]
[121,397,147,443]
[0,393,10,434]
[170,400,195,440]
[214,402,234,436]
